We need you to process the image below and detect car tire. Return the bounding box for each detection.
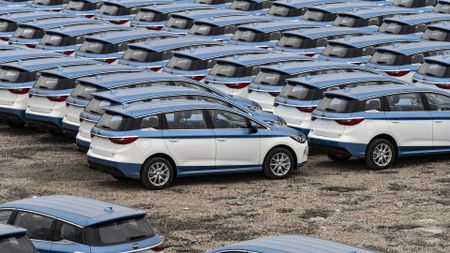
[263,147,295,179]
[140,157,174,190]
[365,138,396,170]
[327,154,351,162]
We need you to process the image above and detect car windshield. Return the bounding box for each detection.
[209,62,251,77]
[322,43,357,58]
[393,0,423,8]
[379,21,412,34]
[268,4,296,17]
[434,2,450,14]
[80,39,115,54]
[167,55,206,70]
[85,97,115,115]
[333,15,365,27]
[166,16,193,29]
[189,23,218,36]
[369,50,410,66]
[253,69,286,86]
[195,0,226,5]
[231,0,253,11]
[99,3,129,16]
[232,28,266,42]
[123,47,162,62]
[303,9,333,22]
[0,235,38,253]
[423,28,450,41]
[135,10,166,22]
[0,67,30,83]
[0,21,16,32]
[418,61,450,78]
[35,73,76,90]
[277,34,315,49]
[71,82,99,99]
[317,95,356,113]
[40,33,69,46]
[14,27,42,39]
[34,0,62,5]
[279,83,322,100]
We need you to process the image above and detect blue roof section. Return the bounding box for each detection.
[0,11,75,23]
[206,235,375,253]
[85,29,178,44]
[284,26,374,39]
[0,224,26,239]
[0,195,146,227]
[382,13,450,25]
[193,15,273,27]
[287,72,402,88]
[424,54,450,65]
[2,57,97,72]
[0,6,35,15]
[328,34,419,48]
[139,3,215,14]
[273,0,349,9]
[376,41,450,55]
[174,45,267,60]
[170,9,247,20]
[337,6,420,19]
[128,36,222,52]
[308,2,379,13]
[216,53,310,67]
[0,50,62,64]
[40,64,139,79]
[259,60,376,75]
[426,22,450,32]
[19,17,100,30]
[46,23,131,37]
[101,0,172,8]
[237,20,322,33]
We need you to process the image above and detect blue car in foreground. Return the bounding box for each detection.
[0,224,37,253]
[0,195,164,253]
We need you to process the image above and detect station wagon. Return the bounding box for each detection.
[31,0,70,12]
[230,0,273,15]
[0,224,37,253]
[379,13,450,35]
[63,0,102,18]
[434,0,450,14]
[412,55,450,89]
[422,23,450,41]
[266,0,349,20]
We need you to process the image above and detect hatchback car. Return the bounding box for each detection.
[412,55,450,89]
[0,57,96,126]
[75,29,178,64]
[273,72,407,134]
[318,34,420,65]
[63,0,102,18]
[266,0,349,20]
[246,61,384,111]
[204,53,310,97]
[421,23,450,41]
[0,224,38,253]
[76,86,284,149]
[0,49,62,64]
[434,0,450,14]
[31,0,70,12]
[366,41,450,81]
[229,0,273,15]
[131,3,215,30]
[0,195,165,252]
[87,100,308,189]
[379,13,450,35]
[118,36,223,71]
[25,64,139,132]
[309,84,450,169]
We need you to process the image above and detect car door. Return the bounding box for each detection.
[162,109,216,174]
[385,93,433,152]
[423,92,450,147]
[12,211,55,253]
[49,221,90,253]
[208,109,261,168]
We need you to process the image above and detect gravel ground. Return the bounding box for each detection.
[0,124,449,253]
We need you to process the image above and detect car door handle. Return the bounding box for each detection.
[217,138,227,142]
[434,120,443,123]
[391,121,400,124]
[168,139,178,142]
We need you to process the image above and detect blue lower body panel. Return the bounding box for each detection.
[309,138,367,158]
[25,113,63,129]
[87,156,142,179]
[0,107,26,123]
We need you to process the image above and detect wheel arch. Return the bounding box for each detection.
[141,153,178,177]
[264,144,298,167]
[368,134,399,157]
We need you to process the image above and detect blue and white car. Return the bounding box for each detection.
[434,0,450,14]
[62,0,102,19]
[188,15,273,41]
[309,84,450,169]
[422,23,450,41]
[318,34,420,65]
[0,49,62,64]
[75,29,178,64]
[96,0,174,25]
[62,71,262,136]
[87,100,308,189]
[273,26,375,56]
[204,53,310,97]
[412,55,450,89]
[76,86,285,149]
[367,41,450,81]
[229,0,273,15]
[266,0,350,20]
[119,36,223,71]
[0,57,96,126]
[229,20,323,49]
[246,61,384,111]
[206,235,375,253]
[0,224,37,253]
[273,72,407,134]
[0,195,165,252]
[131,3,215,30]
[378,13,450,35]
[25,64,139,132]
[162,45,267,81]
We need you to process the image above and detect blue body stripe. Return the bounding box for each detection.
[0,108,26,122]
[25,113,63,129]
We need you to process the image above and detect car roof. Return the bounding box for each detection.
[0,6,35,15]
[0,224,27,239]
[324,84,448,100]
[337,7,420,19]
[101,0,172,8]
[206,235,375,253]
[193,15,272,27]
[139,3,214,14]
[376,41,450,55]
[170,9,246,20]
[19,17,99,30]
[128,36,222,52]
[287,72,399,88]
[46,23,131,37]
[272,0,348,9]
[216,53,309,67]
[284,26,373,39]
[85,29,178,44]
[308,2,379,13]
[382,13,450,26]
[174,45,267,60]
[328,34,419,48]
[0,11,75,23]
[426,22,450,32]
[424,54,450,65]
[0,195,146,227]
[237,20,321,33]
[0,50,62,64]
[40,64,138,79]
[259,60,374,75]
[2,57,97,72]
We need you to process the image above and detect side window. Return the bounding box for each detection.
[164,110,207,129]
[14,212,56,241]
[364,98,382,111]
[0,210,12,224]
[58,222,83,244]
[425,93,450,111]
[209,110,249,129]
[386,93,425,111]
[140,115,160,129]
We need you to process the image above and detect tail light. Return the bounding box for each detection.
[191,75,205,81]
[26,44,36,48]
[51,9,61,12]
[0,37,9,42]
[47,95,68,102]
[335,118,364,126]
[109,137,139,145]
[151,244,165,252]
[225,82,250,89]
[305,53,316,57]
[84,14,95,19]
[110,20,128,25]
[269,92,279,97]
[104,58,117,64]
[297,106,316,113]
[62,50,74,56]
[150,67,162,72]
[8,88,30,94]
[146,26,163,31]
[436,84,450,89]
[386,70,410,77]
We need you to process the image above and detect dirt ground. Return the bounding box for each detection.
[0,124,449,253]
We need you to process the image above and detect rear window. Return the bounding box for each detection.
[277,34,316,49]
[35,73,76,90]
[322,43,359,58]
[65,0,96,11]
[317,95,358,113]
[333,15,367,27]
[379,21,413,34]
[369,50,410,66]
[0,67,33,83]
[189,23,221,36]
[209,62,251,77]
[80,39,116,54]
[97,112,161,130]
[393,0,425,7]
[166,16,193,29]
[253,69,286,86]
[0,20,16,32]
[418,61,450,78]
[232,28,266,42]
[40,33,74,46]
[167,55,206,71]
[71,82,99,99]
[423,28,450,42]
[231,0,260,11]
[123,47,162,62]
[303,9,334,22]
[85,98,116,115]
[279,83,322,101]
[434,2,450,14]
[135,10,167,22]
[33,0,65,5]
[98,3,129,16]
[0,235,38,253]
[268,4,300,17]
[14,27,43,39]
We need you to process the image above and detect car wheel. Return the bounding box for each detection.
[327,154,351,162]
[263,148,295,179]
[140,157,174,190]
[365,138,396,170]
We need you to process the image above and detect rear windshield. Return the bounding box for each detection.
[232,28,266,42]
[123,47,162,62]
[99,3,129,16]
[333,15,367,27]
[195,0,227,5]
[268,4,300,17]
[85,216,156,246]
[303,9,334,22]
[80,39,116,54]
[0,235,38,253]
[97,113,160,131]
[166,16,193,29]
[34,0,65,5]
[35,73,76,90]
[231,0,259,11]
[253,69,286,86]
[379,21,413,34]
[14,27,43,39]
[167,55,206,70]
[65,0,96,11]
[423,28,450,41]
[434,2,450,14]
[135,10,167,22]
[317,95,358,113]
[0,67,33,83]
[277,34,316,49]
[189,23,221,36]
[209,62,252,77]
[418,61,450,78]
[279,83,322,101]
[85,97,117,115]
[40,33,73,46]
[0,20,17,32]
[71,82,99,99]
[322,43,359,58]
[369,50,410,66]
[393,0,425,7]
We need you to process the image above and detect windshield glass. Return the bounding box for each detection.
[232,28,266,42]
[167,55,206,70]
[434,2,450,14]
[35,73,76,90]
[303,10,333,22]
[418,61,450,78]
[277,34,315,49]
[166,16,193,29]
[0,67,30,83]
[279,83,322,100]
[85,97,114,115]
[369,50,410,66]
[423,28,450,41]
[379,21,412,34]
[80,39,115,54]
[136,10,166,22]
[189,23,218,36]
[65,0,89,11]
[322,43,357,58]
[40,33,68,46]
[14,27,42,39]
[71,82,99,99]
[333,15,365,27]
[99,3,129,16]
[209,62,251,77]
[268,4,297,17]
[123,47,161,62]
[317,95,356,113]
[34,0,62,5]
[253,70,286,86]
[0,235,38,253]
[231,0,253,11]
[393,0,423,8]
[0,21,16,32]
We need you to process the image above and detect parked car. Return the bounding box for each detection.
[204,53,310,97]
[246,61,384,111]
[309,84,450,169]
[118,36,223,71]
[366,41,450,81]
[434,0,450,14]
[131,3,215,30]
[96,0,173,25]
[75,29,178,64]
[62,71,262,136]
[0,57,96,126]
[0,195,165,252]
[76,86,285,150]
[0,224,38,253]
[229,0,273,15]
[273,72,407,134]
[206,235,375,253]
[0,6,35,15]
[273,26,374,56]
[379,13,450,35]
[421,23,450,41]
[412,55,450,89]
[31,0,70,12]
[35,23,131,55]
[0,49,62,64]
[87,100,308,189]
[25,64,139,133]
[266,0,349,20]
[187,15,273,41]
[162,45,267,81]
[62,0,102,19]
[301,2,382,24]
[229,20,323,48]
[318,34,420,65]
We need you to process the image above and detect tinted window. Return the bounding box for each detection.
[317,96,357,113]
[0,21,17,32]
[386,93,424,111]
[322,43,359,58]
[189,24,220,36]
[231,0,260,11]
[165,110,207,129]
[210,110,248,128]
[434,2,450,14]
[14,212,55,241]
[99,3,129,16]
[268,4,299,17]
[71,82,99,99]
[0,235,38,253]
[393,0,425,7]
[166,17,193,29]
[97,113,159,131]
[167,55,206,71]
[364,98,382,111]
[85,98,113,115]
[195,0,227,5]
[0,210,12,224]
[379,21,413,34]
[232,28,266,42]
[370,50,410,66]
[303,9,334,22]
[425,93,450,111]
[58,222,83,244]
[418,61,450,78]
[279,83,321,101]
[277,35,316,49]
[253,70,286,86]
[65,0,95,11]
[0,67,32,83]
[14,27,43,39]
[136,10,167,22]
[422,28,450,41]
[35,74,76,90]
[80,39,116,54]
[40,33,66,46]
[123,47,161,62]
[333,15,367,27]
[209,62,251,77]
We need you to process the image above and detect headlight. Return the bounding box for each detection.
[290,135,307,143]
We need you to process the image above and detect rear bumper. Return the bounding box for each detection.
[25,113,63,130]
[62,122,79,137]
[76,138,90,152]
[309,138,367,158]
[87,155,141,179]
[0,107,26,123]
